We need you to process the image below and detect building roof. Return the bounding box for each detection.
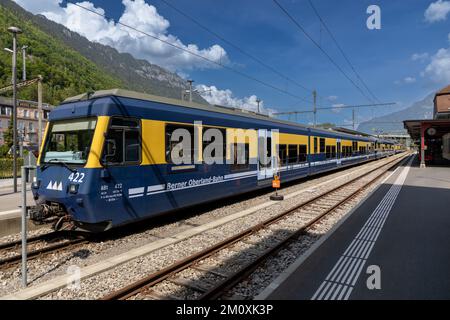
[436,85,450,95]
[0,96,53,110]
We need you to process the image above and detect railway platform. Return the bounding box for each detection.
[258,154,450,300]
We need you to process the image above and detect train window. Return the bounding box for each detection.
[319,138,325,153]
[278,144,287,166]
[203,127,226,164]
[325,146,331,159]
[299,144,307,163]
[313,137,318,154]
[111,118,139,128]
[103,117,141,165]
[288,145,298,164]
[342,146,351,157]
[326,146,336,159]
[352,141,358,154]
[231,143,249,171]
[42,118,97,165]
[125,130,140,162]
[165,124,195,164]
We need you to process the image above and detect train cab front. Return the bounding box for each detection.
[31,116,112,232]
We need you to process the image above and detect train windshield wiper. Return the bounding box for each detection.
[41,159,77,173]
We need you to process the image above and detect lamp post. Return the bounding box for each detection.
[22,45,28,81]
[187,80,194,102]
[8,26,22,193]
[256,98,261,114]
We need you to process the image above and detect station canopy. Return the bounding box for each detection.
[403,119,450,141]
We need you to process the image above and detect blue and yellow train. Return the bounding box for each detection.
[30,89,396,232]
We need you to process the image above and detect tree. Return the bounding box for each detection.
[316,123,336,129]
[3,115,13,149]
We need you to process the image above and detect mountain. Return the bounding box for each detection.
[0,0,121,105]
[0,0,206,105]
[357,92,435,134]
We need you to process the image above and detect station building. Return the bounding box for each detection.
[0,96,52,148]
[404,85,450,167]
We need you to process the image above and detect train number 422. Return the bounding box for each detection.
[68,172,85,183]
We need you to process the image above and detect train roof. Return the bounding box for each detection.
[62,88,382,142]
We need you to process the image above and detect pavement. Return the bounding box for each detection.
[0,177,36,237]
[259,155,450,300]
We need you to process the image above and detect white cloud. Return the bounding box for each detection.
[13,0,228,71]
[331,103,345,113]
[411,52,429,62]
[425,0,450,22]
[196,84,276,115]
[327,95,338,102]
[394,76,417,85]
[424,47,450,83]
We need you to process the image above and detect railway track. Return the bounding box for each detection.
[102,153,409,300]
[0,232,87,270]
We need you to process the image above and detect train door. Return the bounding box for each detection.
[257,129,274,180]
[337,139,342,165]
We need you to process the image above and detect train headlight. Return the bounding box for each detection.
[68,184,79,194]
[32,178,40,189]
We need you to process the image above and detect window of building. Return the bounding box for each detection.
[288,145,298,164]
[319,138,325,153]
[231,143,249,171]
[24,110,29,118]
[34,111,38,119]
[103,117,141,165]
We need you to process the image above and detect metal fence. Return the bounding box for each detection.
[0,158,24,179]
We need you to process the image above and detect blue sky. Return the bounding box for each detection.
[14,0,450,127]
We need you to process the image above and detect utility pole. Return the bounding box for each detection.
[352,108,355,130]
[21,45,28,81]
[256,98,261,113]
[187,80,194,102]
[8,26,22,193]
[37,75,43,149]
[313,90,317,128]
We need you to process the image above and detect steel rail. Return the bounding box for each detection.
[102,153,408,300]
[0,235,87,269]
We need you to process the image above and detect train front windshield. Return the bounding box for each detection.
[41,118,97,165]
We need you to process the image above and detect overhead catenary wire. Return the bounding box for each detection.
[272,102,396,115]
[66,0,324,107]
[272,0,375,103]
[160,0,319,101]
[307,0,380,103]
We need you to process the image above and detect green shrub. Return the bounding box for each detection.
[0,158,24,179]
